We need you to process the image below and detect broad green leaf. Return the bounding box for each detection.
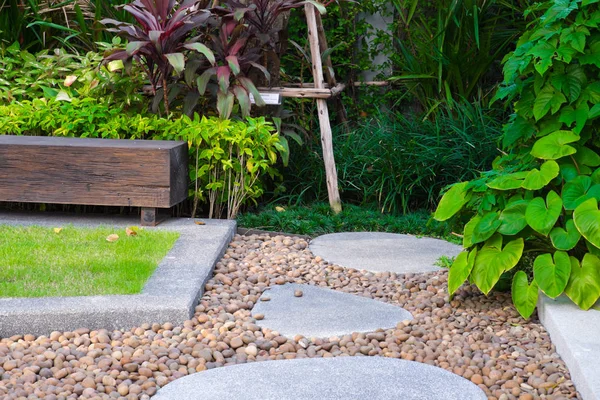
[561,28,587,53]
[463,215,481,248]
[550,219,582,250]
[533,251,571,298]
[587,240,600,257]
[527,41,556,74]
[580,40,600,68]
[573,198,600,248]
[487,171,529,190]
[562,176,600,210]
[184,43,215,65]
[533,85,566,121]
[107,60,124,72]
[589,103,600,119]
[530,130,579,160]
[573,147,600,167]
[216,91,234,119]
[498,200,529,235]
[232,86,250,117]
[165,53,185,75]
[278,136,290,167]
[196,67,216,95]
[556,43,578,62]
[521,160,560,190]
[239,77,266,107]
[558,103,589,134]
[472,235,524,295]
[433,182,470,221]
[472,212,501,244]
[502,116,536,149]
[448,248,477,296]
[525,190,563,236]
[512,271,539,319]
[560,161,580,182]
[593,168,600,184]
[565,254,600,310]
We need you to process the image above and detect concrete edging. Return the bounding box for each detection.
[0,213,235,337]
[538,294,600,400]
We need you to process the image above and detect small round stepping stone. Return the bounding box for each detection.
[310,232,462,273]
[251,283,412,338]
[152,357,488,400]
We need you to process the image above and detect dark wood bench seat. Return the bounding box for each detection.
[0,135,188,225]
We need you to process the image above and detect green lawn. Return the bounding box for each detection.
[0,225,179,298]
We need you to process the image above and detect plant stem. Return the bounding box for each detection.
[162,76,170,117]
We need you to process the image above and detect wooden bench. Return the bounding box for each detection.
[0,135,188,226]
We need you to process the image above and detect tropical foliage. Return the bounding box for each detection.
[434,0,600,317]
[0,99,286,218]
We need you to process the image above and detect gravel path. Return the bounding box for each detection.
[0,234,580,399]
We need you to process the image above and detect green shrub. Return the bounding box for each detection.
[0,0,132,52]
[0,41,145,111]
[434,0,600,318]
[389,0,534,114]
[279,101,502,214]
[0,99,285,219]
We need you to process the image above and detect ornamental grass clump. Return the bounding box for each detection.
[434,0,600,318]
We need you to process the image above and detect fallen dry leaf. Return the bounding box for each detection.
[194,221,206,225]
[53,227,63,234]
[126,226,138,236]
[106,234,119,242]
[64,75,77,87]
[275,206,286,212]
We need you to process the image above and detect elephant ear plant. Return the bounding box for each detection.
[101,0,212,116]
[434,0,600,318]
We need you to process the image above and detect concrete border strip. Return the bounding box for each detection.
[0,213,235,337]
[538,294,600,400]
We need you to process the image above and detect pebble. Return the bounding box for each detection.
[0,234,580,400]
[294,290,303,297]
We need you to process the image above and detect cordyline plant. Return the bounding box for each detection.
[434,0,600,318]
[189,0,326,118]
[191,17,269,119]
[214,0,326,84]
[101,0,212,116]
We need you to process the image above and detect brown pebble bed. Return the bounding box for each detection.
[0,234,580,399]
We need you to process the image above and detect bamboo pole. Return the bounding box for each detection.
[256,83,346,99]
[314,11,348,124]
[305,3,342,214]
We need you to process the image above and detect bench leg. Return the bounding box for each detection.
[141,207,158,226]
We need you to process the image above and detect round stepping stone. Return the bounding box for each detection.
[310,232,462,273]
[251,283,412,338]
[153,357,488,400]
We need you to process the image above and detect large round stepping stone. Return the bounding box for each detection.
[310,232,462,273]
[251,283,411,338]
[153,357,488,400]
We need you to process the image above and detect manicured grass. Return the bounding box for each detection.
[0,225,179,298]
[237,202,460,242]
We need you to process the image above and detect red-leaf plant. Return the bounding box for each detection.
[198,0,325,118]
[187,17,271,119]
[215,0,326,81]
[101,0,212,116]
